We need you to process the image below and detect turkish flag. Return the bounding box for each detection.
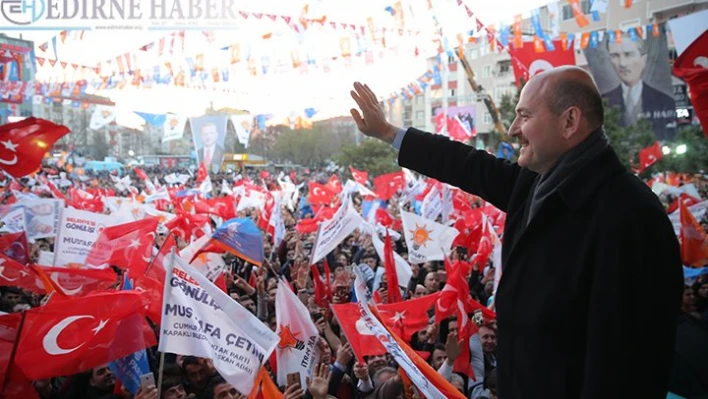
[308,182,337,205]
[0,117,70,178]
[68,188,104,213]
[196,162,208,183]
[383,232,403,303]
[378,293,440,341]
[447,115,474,141]
[164,212,209,243]
[667,193,702,214]
[135,234,176,325]
[0,232,30,265]
[0,254,45,294]
[14,291,156,380]
[32,266,118,297]
[679,199,708,267]
[85,218,159,274]
[638,141,663,173]
[327,175,343,193]
[295,217,319,234]
[508,40,576,88]
[433,111,446,133]
[373,171,405,201]
[194,196,237,220]
[673,30,708,138]
[349,166,368,186]
[331,303,387,363]
[134,167,148,181]
[0,313,40,399]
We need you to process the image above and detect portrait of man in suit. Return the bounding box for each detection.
[191,117,227,173]
[602,36,677,141]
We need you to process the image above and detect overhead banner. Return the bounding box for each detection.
[229,115,254,148]
[53,207,117,268]
[163,114,187,142]
[190,115,228,174]
[89,105,116,130]
[508,39,576,88]
[159,257,278,396]
[584,25,676,141]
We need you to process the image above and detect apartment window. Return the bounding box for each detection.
[483,112,493,124]
[449,89,456,97]
[620,18,641,30]
[497,60,511,74]
[448,54,456,64]
[468,47,479,60]
[415,95,424,105]
[416,111,425,120]
[482,65,492,78]
[403,109,412,121]
[561,0,591,21]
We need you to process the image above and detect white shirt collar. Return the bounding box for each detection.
[621,81,643,105]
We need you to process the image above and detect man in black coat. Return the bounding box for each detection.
[349,66,683,398]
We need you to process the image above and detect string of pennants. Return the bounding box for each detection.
[385,0,657,105]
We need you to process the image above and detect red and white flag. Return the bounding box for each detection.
[0,254,44,294]
[33,266,118,297]
[373,172,405,201]
[84,218,158,274]
[0,313,40,399]
[638,141,663,173]
[0,118,70,178]
[275,278,321,388]
[673,30,708,138]
[680,199,708,267]
[349,166,368,186]
[508,39,576,88]
[14,291,156,380]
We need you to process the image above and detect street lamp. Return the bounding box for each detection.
[128,150,135,157]
[661,146,671,155]
[676,144,687,155]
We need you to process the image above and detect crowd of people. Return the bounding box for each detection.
[0,155,707,399]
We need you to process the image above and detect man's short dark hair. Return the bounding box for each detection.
[181,356,202,370]
[546,79,604,130]
[204,375,229,399]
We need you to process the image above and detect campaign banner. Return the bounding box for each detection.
[179,235,226,282]
[53,207,117,268]
[22,199,64,240]
[310,199,364,265]
[400,210,458,264]
[38,251,54,266]
[159,257,278,396]
[352,268,449,399]
[190,115,228,174]
[1,207,26,234]
[584,25,677,140]
[229,115,253,147]
[163,114,187,142]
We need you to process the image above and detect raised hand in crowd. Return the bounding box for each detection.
[335,342,354,366]
[306,363,332,399]
[353,362,370,382]
[135,385,159,399]
[283,380,305,399]
[444,331,463,365]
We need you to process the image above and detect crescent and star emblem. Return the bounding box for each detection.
[43,316,110,355]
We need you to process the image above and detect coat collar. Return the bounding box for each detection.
[555,146,627,211]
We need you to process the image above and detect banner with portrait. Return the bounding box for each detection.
[583,25,676,141]
[189,116,228,174]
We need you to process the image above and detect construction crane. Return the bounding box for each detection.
[455,47,507,136]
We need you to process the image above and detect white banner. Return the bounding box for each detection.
[89,105,116,130]
[361,223,412,288]
[352,268,448,399]
[421,186,442,222]
[441,185,454,224]
[163,114,187,142]
[1,207,26,234]
[179,235,226,282]
[52,207,117,268]
[159,257,278,396]
[230,115,253,147]
[400,210,458,264]
[38,250,54,266]
[310,199,364,265]
[275,279,321,387]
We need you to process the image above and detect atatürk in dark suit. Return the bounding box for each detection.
[398,128,683,399]
[603,81,677,141]
[198,145,225,173]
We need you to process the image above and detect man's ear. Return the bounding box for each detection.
[561,106,582,140]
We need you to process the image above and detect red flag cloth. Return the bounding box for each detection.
[31,266,118,297]
[323,259,332,304]
[135,235,176,326]
[679,199,708,267]
[327,175,343,193]
[433,111,446,133]
[508,39,577,88]
[67,188,104,213]
[0,313,40,399]
[0,118,70,178]
[296,217,319,234]
[308,182,337,205]
[638,141,663,173]
[196,163,208,183]
[193,196,236,220]
[14,291,157,380]
[373,171,405,201]
[331,303,387,363]
[311,265,328,308]
[85,218,158,274]
[383,232,403,303]
[446,115,475,141]
[0,254,46,294]
[673,30,708,138]
[378,292,440,341]
[134,167,148,181]
[164,212,209,242]
[667,193,702,214]
[349,166,368,186]
[0,232,30,265]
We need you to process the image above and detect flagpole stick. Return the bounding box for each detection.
[1,311,27,396]
[157,247,177,399]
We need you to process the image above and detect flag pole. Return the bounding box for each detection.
[156,247,177,399]
[1,311,27,396]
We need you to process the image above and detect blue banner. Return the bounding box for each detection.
[135,112,167,127]
[212,218,264,266]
